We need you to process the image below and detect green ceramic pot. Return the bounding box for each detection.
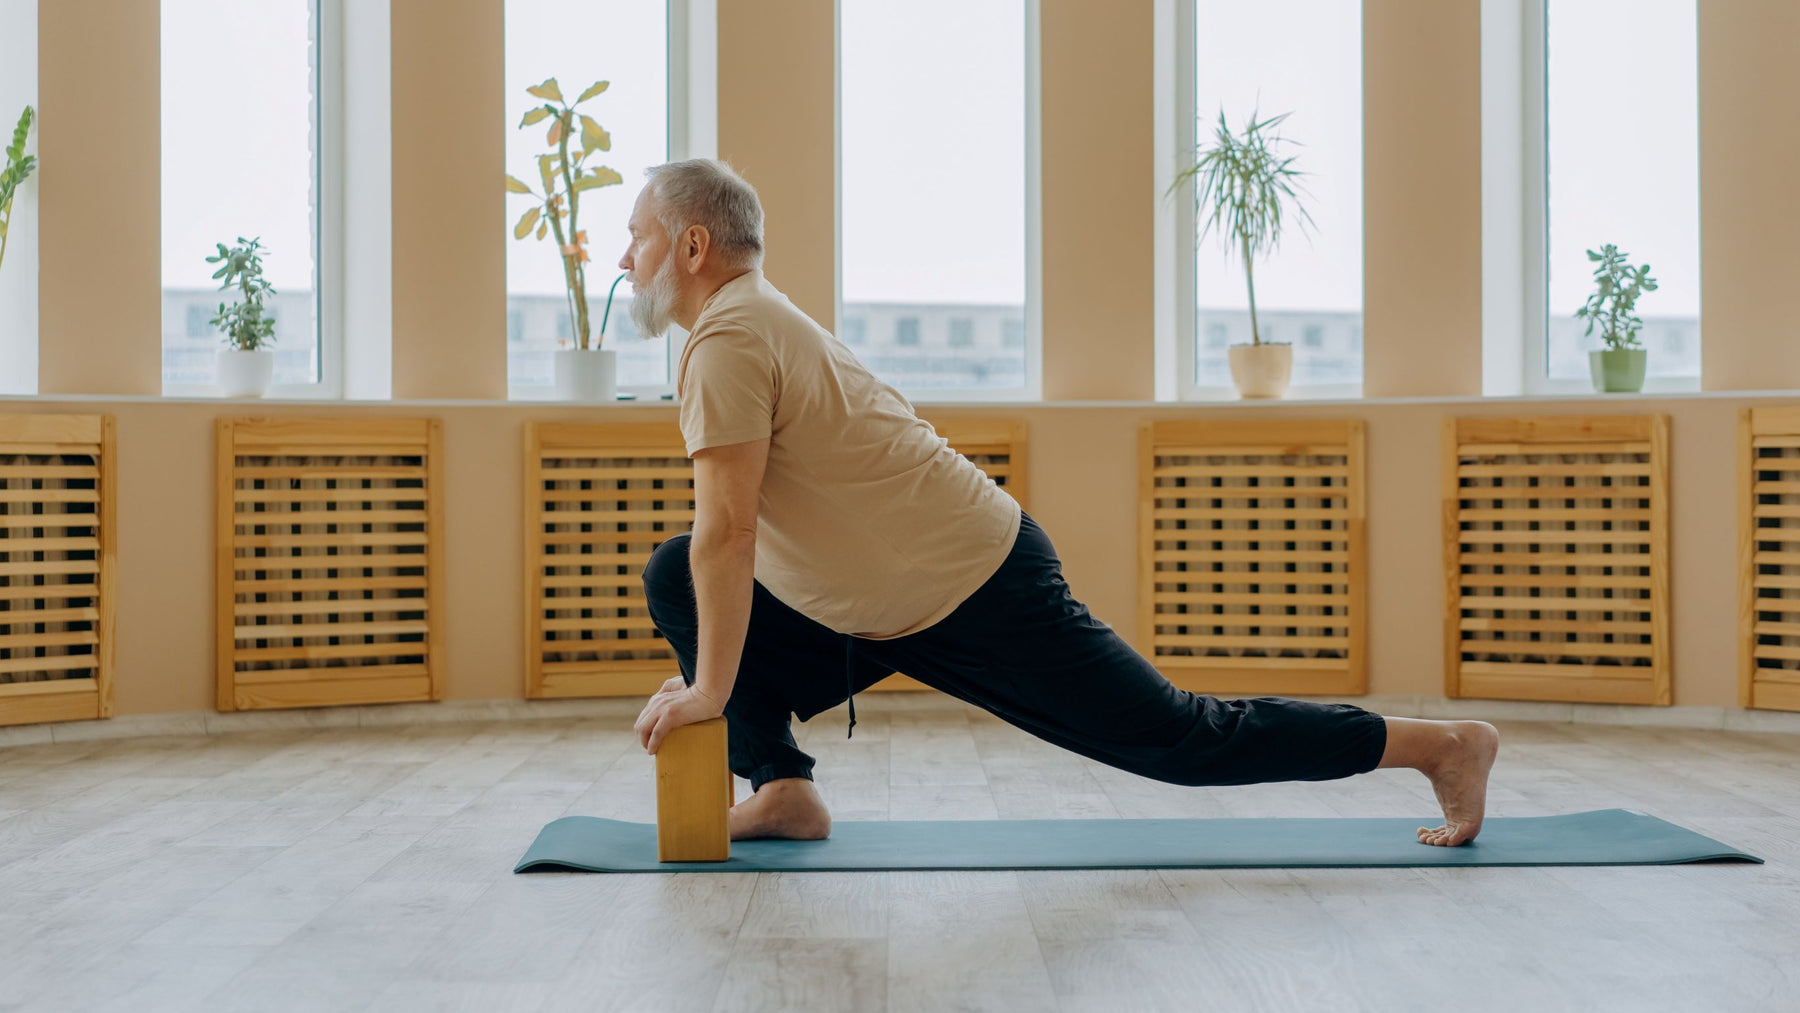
[1589,349,1647,393]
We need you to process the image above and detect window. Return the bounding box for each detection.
[162,0,327,394]
[841,1,1038,396]
[842,317,868,346]
[1543,0,1699,384]
[508,308,525,344]
[0,1,36,395]
[1303,324,1323,349]
[948,318,975,348]
[505,0,679,398]
[186,304,213,338]
[1002,319,1025,349]
[895,317,921,347]
[1179,0,1363,396]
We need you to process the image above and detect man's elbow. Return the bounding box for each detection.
[693,517,758,551]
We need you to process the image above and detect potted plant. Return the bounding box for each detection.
[506,76,624,402]
[1173,109,1314,399]
[207,237,278,398]
[0,106,36,275]
[1575,244,1658,393]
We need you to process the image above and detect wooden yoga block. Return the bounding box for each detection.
[655,717,733,862]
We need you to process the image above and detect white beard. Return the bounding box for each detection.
[628,252,681,338]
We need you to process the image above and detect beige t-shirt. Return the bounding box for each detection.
[676,270,1022,640]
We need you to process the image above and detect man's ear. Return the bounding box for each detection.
[683,226,712,275]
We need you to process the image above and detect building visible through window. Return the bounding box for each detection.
[161,0,320,389]
[842,2,1029,391]
[1192,0,1363,390]
[505,0,672,391]
[949,318,975,348]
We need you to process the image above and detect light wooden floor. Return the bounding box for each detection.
[1,695,1796,1013]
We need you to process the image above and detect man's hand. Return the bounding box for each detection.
[634,681,726,754]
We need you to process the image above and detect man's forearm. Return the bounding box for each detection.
[689,527,757,704]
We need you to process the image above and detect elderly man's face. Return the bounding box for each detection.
[620,186,682,338]
[619,186,668,288]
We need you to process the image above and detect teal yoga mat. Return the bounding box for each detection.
[512,808,1758,873]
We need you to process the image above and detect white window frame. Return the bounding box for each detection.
[1166,0,1364,403]
[1485,0,1701,397]
[832,0,1044,405]
[506,0,707,405]
[163,0,345,400]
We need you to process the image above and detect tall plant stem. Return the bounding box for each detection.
[0,194,13,273]
[555,111,591,349]
[1241,234,1262,346]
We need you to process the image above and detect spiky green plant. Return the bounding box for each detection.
[505,77,624,350]
[1575,244,1658,351]
[0,106,37,275]
[1170,109,1314,346]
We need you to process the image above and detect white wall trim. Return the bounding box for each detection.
[341,0,392,400]
[1481,0,1526,397]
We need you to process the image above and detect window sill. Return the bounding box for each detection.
[2,385,1790,411]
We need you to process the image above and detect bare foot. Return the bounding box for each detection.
[1414,721,1499,847]
[729,777,832,841]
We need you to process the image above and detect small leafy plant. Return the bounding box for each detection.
[207,237,278,351]
[506,77,624,350]
[1170,109,1314,347]
[1575,244,1658,351]
[0,106,37,275]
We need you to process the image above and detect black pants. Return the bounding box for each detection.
[640,512,1387,792]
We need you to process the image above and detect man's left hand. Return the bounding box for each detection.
[634,682,726,754]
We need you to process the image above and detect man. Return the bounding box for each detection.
[625,159,1498,847]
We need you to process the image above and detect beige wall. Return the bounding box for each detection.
[390,0,508,399]
[21,2,1800,718]
[1040,1,1156,401]
[1361,0,1484,398]
[1698,0,1800,391]
[717,0,838,331]
[37,0,162,396]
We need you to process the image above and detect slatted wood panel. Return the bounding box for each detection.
[216,418,445,711]
[525,423,695,700]
[871,417,1029,692]
[1137,420,1366,696]
[0,414,116,727]
[1444,416,1670,705]
[525,419,1030,699]
[1741,406,1800,711]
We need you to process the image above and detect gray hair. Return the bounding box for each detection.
[644,159,765,270]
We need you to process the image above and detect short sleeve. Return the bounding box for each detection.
[677,327,776,457]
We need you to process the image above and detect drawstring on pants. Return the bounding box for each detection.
[844,636,857,739]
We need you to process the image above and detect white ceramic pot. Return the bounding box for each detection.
[1227,342,1293,399]
[554,348,618,402]
[216,348,276,398]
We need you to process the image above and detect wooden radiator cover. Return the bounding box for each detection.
[1138,419,1367,697]
[0,414,116,728]
[525,418,1028,699]
[870,417,1028,692]
[525,422,694,700]
[1741,406,1800,711]
[1443,416,1670,705]
[216,418,445,711]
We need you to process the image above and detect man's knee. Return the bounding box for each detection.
[641,533,694,601]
